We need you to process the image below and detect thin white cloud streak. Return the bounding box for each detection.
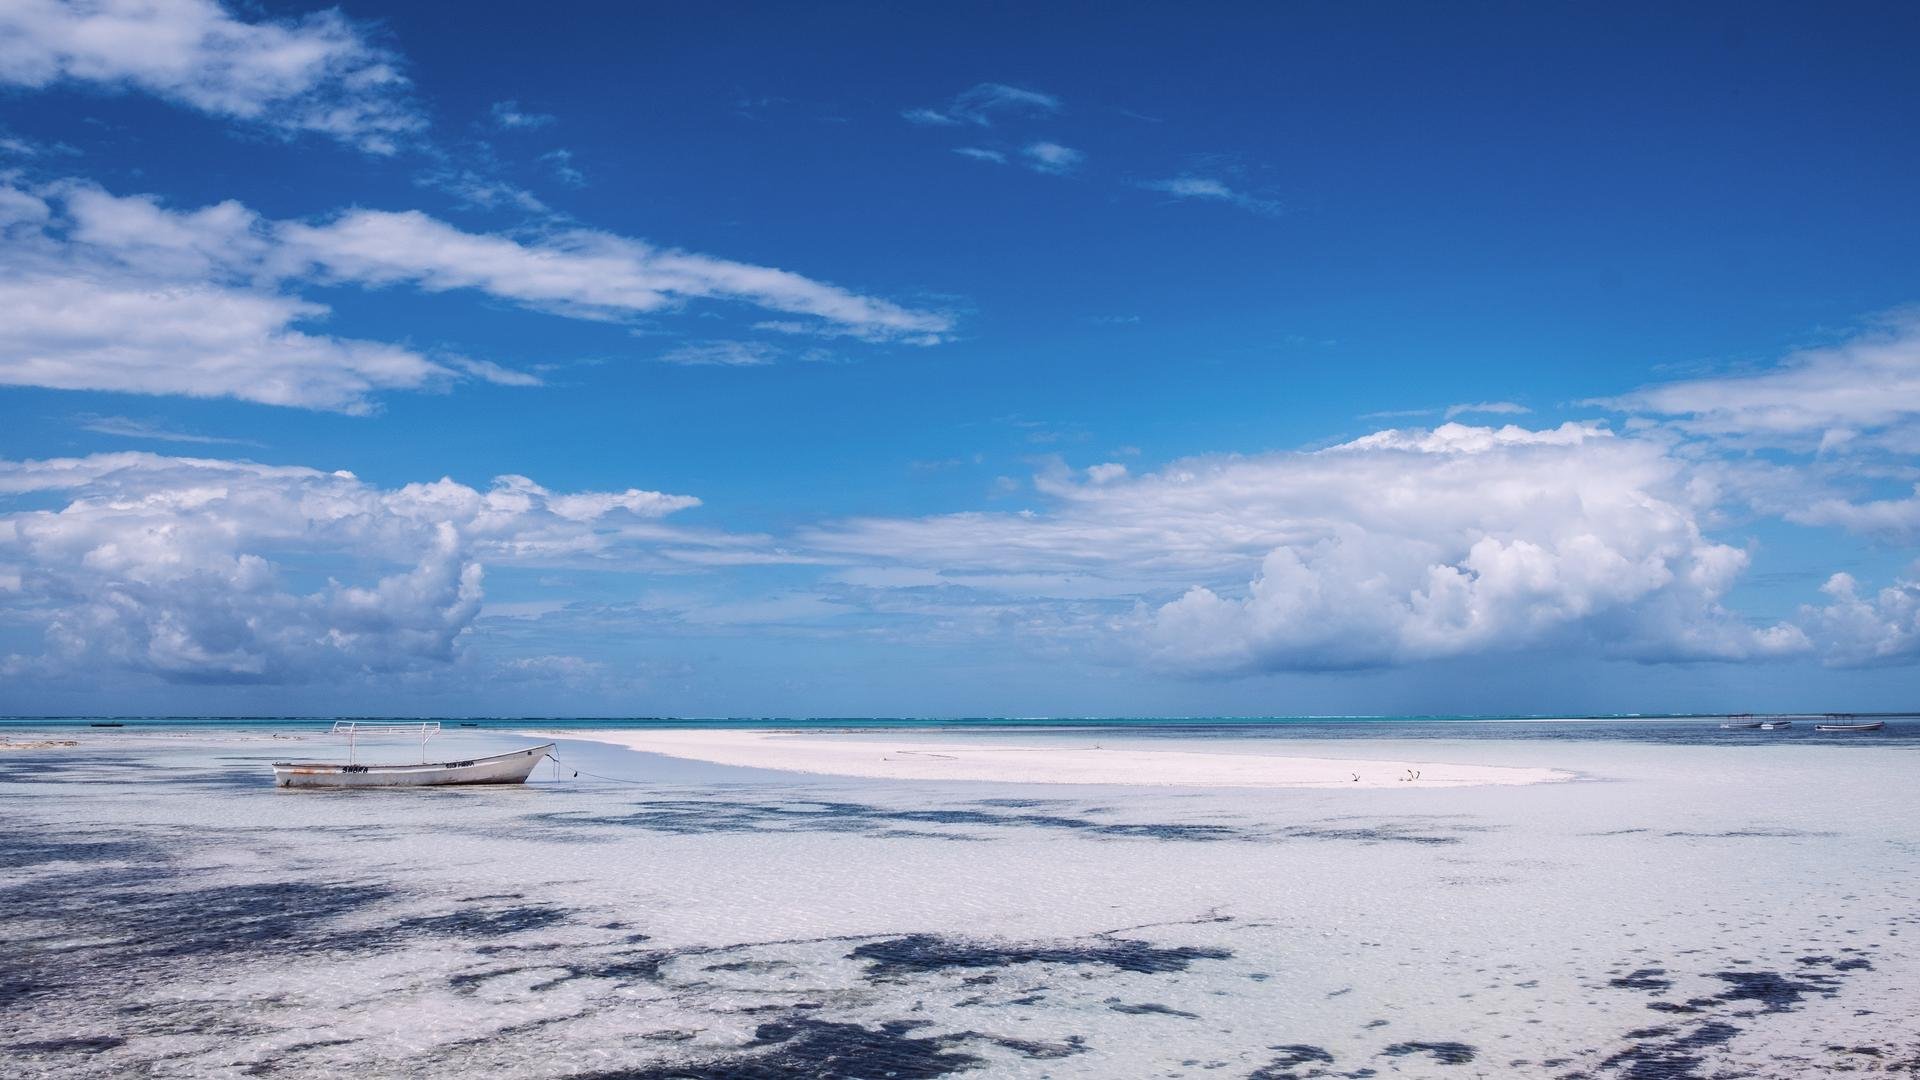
[76,414,258,445]
[655,340,778,367]
[277,208,954,343]
[952,147,1006,165]
[541,148,585,186]
[0,452,720,683]
[412,168,549,213]
[1445,401,1530,420]
[1139,176,1281,216]
[903,82,1060,127]
[0,0,424,153]
[1022,141,1083,174]
[488,99,553,129]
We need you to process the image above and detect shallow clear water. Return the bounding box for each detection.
[2,724,1916,1078]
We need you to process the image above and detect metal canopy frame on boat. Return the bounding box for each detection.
[331,720,441,765]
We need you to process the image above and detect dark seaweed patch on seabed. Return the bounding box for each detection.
[1380,1041,1476,1065]
[1597,1021,1739,1080]
[1281,824,1462,845]
[1248,1043,1335,1079]
[1588,953,1873,1079]
[1661,828,1836,839]
[7,1035,129,1052]
[566,1018,986,1080]
[1106,1000,1199,1018]
[851,933,1231,978]
[447,948,674,995]
[1609,968,1672,992]
[0,830,151,868]
[541,797,1485,847]
[1711,969,1837,1011]
[4,873,397,977]
[537,797,1251,842]
[0,861,397,1033]
[395,903,571,937]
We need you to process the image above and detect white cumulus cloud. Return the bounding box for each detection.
[807,422,1809,673]
[1800,572,1920,667]
[0,452,705,683]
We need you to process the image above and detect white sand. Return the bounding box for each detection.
[553,727,1573,788]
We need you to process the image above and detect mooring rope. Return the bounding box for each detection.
[545,751,653,785]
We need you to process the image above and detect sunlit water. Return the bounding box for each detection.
[2,720,1916,1078]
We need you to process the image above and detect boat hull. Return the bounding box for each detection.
[1814,722,1885,733]
[271,744,553,789]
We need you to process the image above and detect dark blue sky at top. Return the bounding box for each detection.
[2,1,1918,715]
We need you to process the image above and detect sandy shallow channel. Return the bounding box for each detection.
[550,727,1573,788]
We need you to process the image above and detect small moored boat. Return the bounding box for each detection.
[1814,716,1885,733]
[271,722,552,789]
[1757,719,1793,731]
[1719,714,1762,730]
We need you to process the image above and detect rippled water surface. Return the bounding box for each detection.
[2,724,1916,1077]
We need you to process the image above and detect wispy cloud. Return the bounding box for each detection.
[0,177,942,411]
[1592,312,1920,449]
[413,168,549,213]
[277,206,957,344]
[1444,401,1530,419]
[902,107,960,127]
[0,0,424,153]
[903,83,1060,127]
[1139,176,1282,216]
[75,415,259,446]
[953,147,1007,165]
[656,341,780,366]
[541,148,586,186]
[1359,407,1439,420]
[0,129,79,159]
[489,99,554,130]
[1023,141,1083,174]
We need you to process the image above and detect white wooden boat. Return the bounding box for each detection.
[1719,715,1762,730]
[1757,719,1793,731]
[1814,719,1885,733]
[271,722,552,788]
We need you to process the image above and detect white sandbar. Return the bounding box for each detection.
[554,728,1573,788]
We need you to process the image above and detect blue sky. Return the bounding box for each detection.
[2,1,1919,716]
